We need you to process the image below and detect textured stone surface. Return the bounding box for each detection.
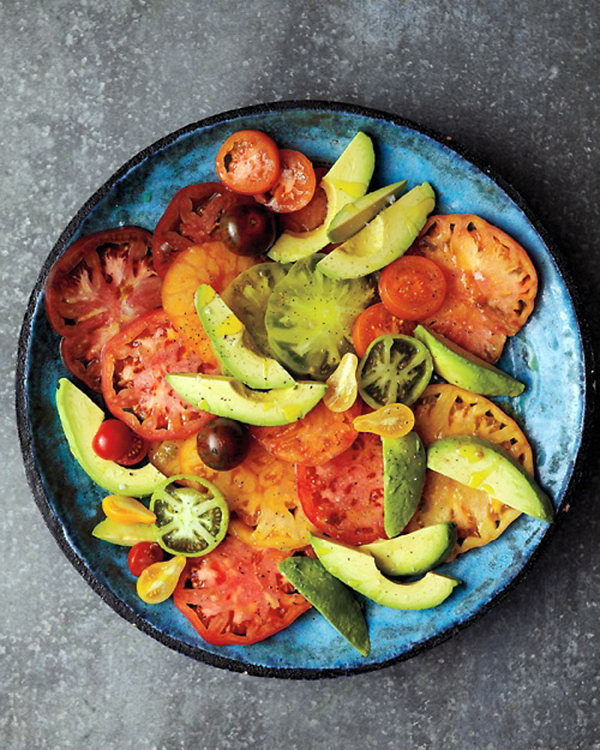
[1,1,598,748]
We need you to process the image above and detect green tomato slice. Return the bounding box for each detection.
[357,334,433,408]
[265,254,376,380]
[150,474,229,557]
[222,262,289,357]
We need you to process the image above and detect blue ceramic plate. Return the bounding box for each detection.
[17,102,592,678]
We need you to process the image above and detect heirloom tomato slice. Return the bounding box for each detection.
[101,310,213,441]
[45,227,161,390]
[407,384,534,557]
[173,535,310,646]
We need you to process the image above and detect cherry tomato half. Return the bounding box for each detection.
[352,303,415,358]
[128,542,164,577]
[92,419,149,466]
[216,130,281,195]
[379,256,448,320]
[255,149,317,213]
[281,167,328,233]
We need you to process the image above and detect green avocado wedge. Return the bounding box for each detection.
[382,432,426,538]
[327,181,408,243]
[268,132,375,264]
[428,436,554,522]
[361,523,456,577]
[279,556,370,657]
[414,325,525,397]
[194,284,294,390]
[310,535,460,610]
[56,379,165,497]
[166,373,327,426]
[317,182,435,280]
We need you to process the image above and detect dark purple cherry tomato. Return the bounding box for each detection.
[92,419,148,466]
[218,204,277,257]
[196,417,250,471]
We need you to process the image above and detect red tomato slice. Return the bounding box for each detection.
[45,227,162,390]
[173,535,310,646]
[281,167,328,233]
[352,303,415,358]
[379,256,448,320]
[297,433,385,545]
[152,183,253,277]
[101,310,213,440]
[408,215,538,362]
[255,149,317,213]
[216,130,281,195]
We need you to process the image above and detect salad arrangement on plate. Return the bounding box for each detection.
[45,128,553,656]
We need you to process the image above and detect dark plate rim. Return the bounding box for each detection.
[15,99,596,680]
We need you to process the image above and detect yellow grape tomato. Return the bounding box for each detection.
[136,556,186,604]
[102,495,156,525]
[324,352,358,413]
[353,403,415,439]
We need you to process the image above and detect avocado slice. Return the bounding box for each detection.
[428,436,554,522]
[311,535,460,610]
[279,556,370,656]
[414,325,525,397]
[383,432,426,538]
[317,183,436,280]
[327,181,408,243]
[167,373,327,426]
[195,284,294,390]
[56,379,165,497]
[361,523,456,577]
[268,132,375,264]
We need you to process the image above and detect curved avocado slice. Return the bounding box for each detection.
[279,556,370,657]
[428,436,554,522]
[414,325,525,397]
[382,431,426,538]
[361,523,456,577]
[311,535,460,610]
[166,373,327,426]
[195,284,294,390]
[327,181,407,243]
[268,132,375,264]
[56,379,165,497]
[318,183,435,280]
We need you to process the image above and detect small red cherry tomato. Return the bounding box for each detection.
[255,149,317,213]
[127,542,164,577]
[92,419,148,466]
[216,130,281,195]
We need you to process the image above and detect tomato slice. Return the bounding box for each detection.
[45,227,162,390]
[101,310,213,440]
[281,167,328,233]
[152,183,254,277]
[408,215,538,362]
[173,535,310,646]
[379,256,447,320]
[297,432,385,545]
[216,130,281,195]
[352,303,415,358]
[255,149,317,213]
[252,400,361,466]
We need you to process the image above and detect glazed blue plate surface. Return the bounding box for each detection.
[17,102,590,678]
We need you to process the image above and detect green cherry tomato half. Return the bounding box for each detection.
[150,474,229,557]
[357,334,433,409]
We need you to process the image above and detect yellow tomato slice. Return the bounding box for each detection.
[101,495,156,525]
[353,403,415,438]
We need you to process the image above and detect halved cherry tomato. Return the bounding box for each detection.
[92,419,149,465]
[251,400,362,466]
[353,403,415,439]
[379,256,448,320]
[216,130,281,195]
[297,432,385,545]
[45,227,162,390]
[173,535,310,645]
[351,302,415,358]
[281,167,328,233]
[137,556,186,604]
[102,495,156,525]
[152,183,253,277]
[407,215,538,362]
[128,541,164,577]
[101,310,213,441]
[255,149,316,213]
[324,352,358,413]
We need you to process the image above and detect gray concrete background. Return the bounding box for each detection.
[1,1,598,748]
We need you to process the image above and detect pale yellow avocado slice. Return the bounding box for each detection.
[311,535,460,610]
[56,379,165,497]
[267,132,375,263]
